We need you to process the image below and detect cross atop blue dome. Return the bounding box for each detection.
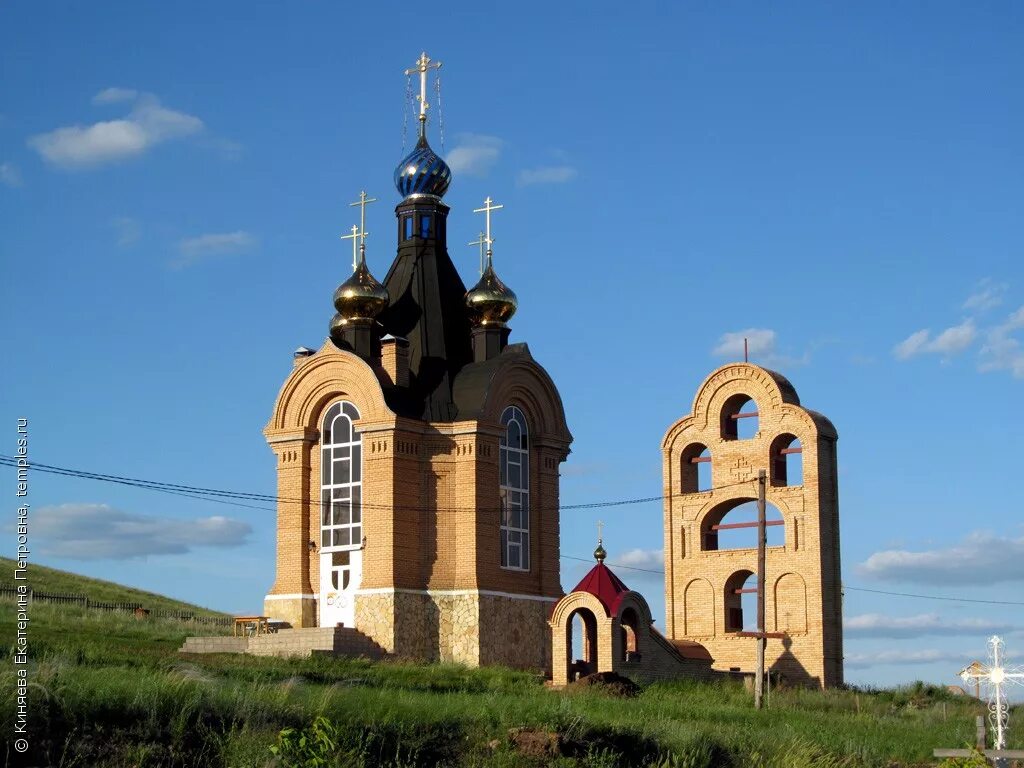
[394,52,451,199]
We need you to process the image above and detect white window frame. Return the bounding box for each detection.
[320,401,363,552]
[499,405,530,571]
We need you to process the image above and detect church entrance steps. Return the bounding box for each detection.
[179,626,387,660]
[179,636,249,654]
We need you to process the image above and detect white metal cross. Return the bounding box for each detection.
[961,635,1024,750]
[597,520,604,544]
[472,197,503,265]
[468,231,487,276]
[405,51,442,128]
[348,190,377,250]
[339,224,360,272]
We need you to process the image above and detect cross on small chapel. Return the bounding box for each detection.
[473,196,503,266]
[596,520,604,544]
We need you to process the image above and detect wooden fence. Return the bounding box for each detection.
[0,586,232,625]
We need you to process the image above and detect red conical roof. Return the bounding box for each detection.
[570,561,631,616]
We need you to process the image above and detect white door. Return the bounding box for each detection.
[319,549,361,627]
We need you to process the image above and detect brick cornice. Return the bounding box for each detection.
[264,427,318,445]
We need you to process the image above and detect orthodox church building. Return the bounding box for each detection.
[253,52,843,687]
[262,53,571,672]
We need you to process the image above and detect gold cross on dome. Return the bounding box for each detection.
[473,197,504,265]
[468,231,487,276]
[348,190,377,250]
[597,520,604,544]
[339,224,360,272]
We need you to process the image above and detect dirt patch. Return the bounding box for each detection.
[508,727,561,759]
[567,671,641,698]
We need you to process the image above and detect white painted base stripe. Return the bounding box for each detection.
[266,589,558,604]
[264,593,317,601]
[355,587,558,603]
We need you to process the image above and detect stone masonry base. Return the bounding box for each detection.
[355,590,554,673]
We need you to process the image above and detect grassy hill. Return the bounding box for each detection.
[0,556,228,617]
[0,565,1016,767]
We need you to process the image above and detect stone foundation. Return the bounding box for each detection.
[355,590,553,671]
[478,593,551,674]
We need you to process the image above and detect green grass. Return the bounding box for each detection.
[0,557,228,616]
[2,598,1018,768]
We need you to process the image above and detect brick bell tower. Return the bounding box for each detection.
[262,52,572,673]
[660,364,843,688]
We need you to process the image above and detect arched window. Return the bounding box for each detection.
[702,499,785,551]
[500,405,529,570]
[680,443,712,493]
[721,394,759,440]
[725,570,757,632]
[771,434,803,487]
[320,401,362,550]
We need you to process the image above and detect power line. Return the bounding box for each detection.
[10,455,1015,608]
[0,455,753,515]
[842,586,1024,607]
[561,556,1024,607]
[561,554,665,574]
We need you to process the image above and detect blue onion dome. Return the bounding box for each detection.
[394,133,451,198]
[465,260,517,326]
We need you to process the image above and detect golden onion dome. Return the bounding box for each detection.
[332,258,389,323]
[465,260,517,326]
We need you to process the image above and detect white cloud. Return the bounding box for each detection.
[712,328,810,368]
[844,613,1019,639]
[929,319,977,355]
[446,134,502,176]
[714,328,776,359]
[0,162,22,187]
[28,93,203,169]
[560,462,611,478]
[893,329,930,360]
[844,648,971,669]
[963,279,1008,312]
[516,165,578,187]
[29,503,252,560]
[979,305,1024,379]
[112,216,141,247]
[893,320,976,360]
[613,548,665,572]
[858,531,1024,585]
[175,230,257,267]
[92,87,139,105]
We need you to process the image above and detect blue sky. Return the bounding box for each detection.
[2,2,1023,693]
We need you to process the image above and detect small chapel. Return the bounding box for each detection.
[250,52,844,688]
